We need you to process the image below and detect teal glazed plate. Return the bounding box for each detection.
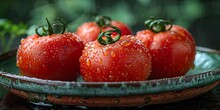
[0,46,220,107]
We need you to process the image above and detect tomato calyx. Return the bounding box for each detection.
[144,17,173,33]
[95,16,111,27]
[97,25,121,45]
[35,18,66,36]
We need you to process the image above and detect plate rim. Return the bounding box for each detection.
[0,46,220,97]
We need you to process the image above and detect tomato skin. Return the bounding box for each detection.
[79,35,151,82]
[136,25,196,79]
[16,32,84,81]
[76,21,132,45]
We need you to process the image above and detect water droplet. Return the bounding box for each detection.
[97,68,101,73]
[20,39,25,44]
[122,72,128,77]
[19,57,22,64]
[16,61,20,67]
[171,31,175,34]
[125,64,128,68]
[99,59,103,63]
[166,39,171,43]
[35,41,39,44]
[52,55,55,58]
[109,75,113,80]
[109,71,113,74]
[90,56,95,60]
[104,51,108,56]
[28,64,32,68]
[86,59,91,66]
[84,52,88,57]
[139,49,143,53]
[111,52,116,57]
[121,41,131,47]
[125,63,132,68]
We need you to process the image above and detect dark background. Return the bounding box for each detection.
[0,0,220,53]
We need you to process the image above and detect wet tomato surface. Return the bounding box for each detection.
[79,26,151,82]
[136,18,196,79]
[16,19,83,81]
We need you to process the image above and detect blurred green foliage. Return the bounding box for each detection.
[0,19,27,54]
[0,0,220,53]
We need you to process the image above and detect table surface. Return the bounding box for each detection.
[0,86,220,110]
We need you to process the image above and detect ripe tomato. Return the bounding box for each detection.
[136,17,196,79]
[76,16,132,45]
[79,26,151,82]
[16,18,83,81]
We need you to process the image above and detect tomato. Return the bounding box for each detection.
[136,17,196,79]
[79,26,151,82]
[16,18,83,81]
[76,16,133,45]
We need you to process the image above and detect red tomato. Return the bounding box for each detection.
[16,18,83,81]
[76,16,132,45]
[79,26,151,82]
[136,18,196,79]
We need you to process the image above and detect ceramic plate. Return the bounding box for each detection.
[0,46,220,107]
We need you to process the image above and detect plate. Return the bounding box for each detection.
[0,46,220,107]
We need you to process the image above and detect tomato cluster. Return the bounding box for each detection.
[16,16,196,82]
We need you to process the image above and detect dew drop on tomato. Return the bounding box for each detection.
[122,72,128,77]
[35,41,39,44]
[18,57,22,64]
[99,59,103,63]
[139,49,143,53]
[104,51,109,56]
[16,61,20,67]
[90,55,95,60]
[84,52,88,57]
[86,59,91,66]
[109,75,113,80]
[111,51,116,57]
[42,64,46,67]
[166,39,171,43]
[20,39,25,44]
[96,68,101,73]
[121,41,131,47]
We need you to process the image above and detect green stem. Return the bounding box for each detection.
[95,16,111,27]
[97,26,121,45]
[46,18,53,35]
[35,18,66,36]
[144,17,173,33]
